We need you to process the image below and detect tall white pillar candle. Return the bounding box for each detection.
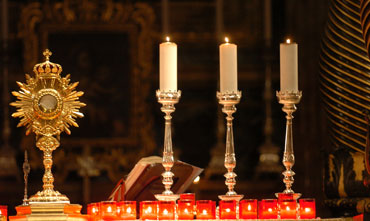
[280,39,298,92]
[219,37,237,93]
[160,37,177,91]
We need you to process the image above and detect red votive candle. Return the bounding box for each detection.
[100,201,117,219]
[219,200,236,219]
[299,198,316,219]
[158,201,175,220]
[178,200,195,220]
[279,199,297,219]
[140,201,158,220]
[258,199,278,219]
[239,199,257,219]
[0,205,7,221]
[180,193,195,201]
[196,200,216,219]
[87,202,100,219]
[117,201,137,220]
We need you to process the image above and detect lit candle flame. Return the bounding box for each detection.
[92,208,96,214]
[286,206,290,211]
[145,206,152,214]
[226,208,230,212]
[202,209,208,215]
[247,204,252,211]
[305,208,311,212]
[286,38,291,44]
[184,208,189,214]
[268,208,272,212]
[225,37,229,43]
[166,36,170,42]
[163,209,168,215]
[107,206,112,213]
[127,207,132,213]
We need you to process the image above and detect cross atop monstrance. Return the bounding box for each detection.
[43,49,52,61]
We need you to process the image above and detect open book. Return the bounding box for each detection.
[109,156,203,201]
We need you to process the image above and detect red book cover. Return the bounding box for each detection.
[109,156,203,201]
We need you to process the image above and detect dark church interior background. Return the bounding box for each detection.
[0,0,342,217]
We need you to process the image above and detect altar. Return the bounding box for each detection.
[1,0,370,220]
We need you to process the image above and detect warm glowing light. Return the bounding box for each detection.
[305,207,311,212]
[107,206,112,213]
[225,37,229,43]
[268,208,272,212]
[163,209,168,215]
[286,206,290,211]
[226,208,230,212]
[286,38,291,44]
[127,207,132,213]
[247,204,252,211]
[193,176,200,184]
[145,206,152,214]
[92,208,96,213]
[202,209,207,215]
[184,208,189,214]
[166,36,170,42]
[117,208,121,213]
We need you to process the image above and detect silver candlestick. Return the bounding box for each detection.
[23,150,31,205]
[217,91,244,201]
[275,91,302,200]
[155,90,181,201]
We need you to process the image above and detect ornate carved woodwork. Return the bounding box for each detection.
[18,0,156,187]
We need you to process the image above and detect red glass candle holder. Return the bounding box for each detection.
[180,193,195,201]
[100,201,117,220]
[158,201,175,220]
[117,201,137,220]
[279,199,297,219]
[299,198,316,219]
[178,200,195,220]
[258,199,278,219]
[0,205,7,220]
[196,200,216,220]
[219,200,236,219]
[239,199,257,219]
[140,201,158,220]
[87,202,100,219]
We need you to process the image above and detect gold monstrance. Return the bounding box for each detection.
[10,50,87,220]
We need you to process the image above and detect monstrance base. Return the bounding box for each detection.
[29,189,70,204]
[10,203,88,221]
[218,194,244,201]
[275,192,302,200]
[155,194,180,201]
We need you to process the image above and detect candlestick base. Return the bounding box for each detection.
[155,193,180,201]
[275,192,301,200]
[218,194,244,201]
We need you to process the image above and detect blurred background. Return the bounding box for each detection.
[0,0,331,217]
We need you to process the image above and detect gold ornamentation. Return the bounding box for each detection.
[18,1,156,191]
[11,49,85,203]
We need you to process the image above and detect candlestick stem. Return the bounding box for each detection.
[23,150,30,205]
[155,90,181,201]
[275,91,302,200]
[217,91,243,201]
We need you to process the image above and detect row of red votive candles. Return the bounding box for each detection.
[87,198,315,220]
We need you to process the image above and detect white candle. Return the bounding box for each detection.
[219,37,237,93]
[160,37,177,91]
[280,39,298,92]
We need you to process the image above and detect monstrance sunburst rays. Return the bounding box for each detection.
[11,49,85,203]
